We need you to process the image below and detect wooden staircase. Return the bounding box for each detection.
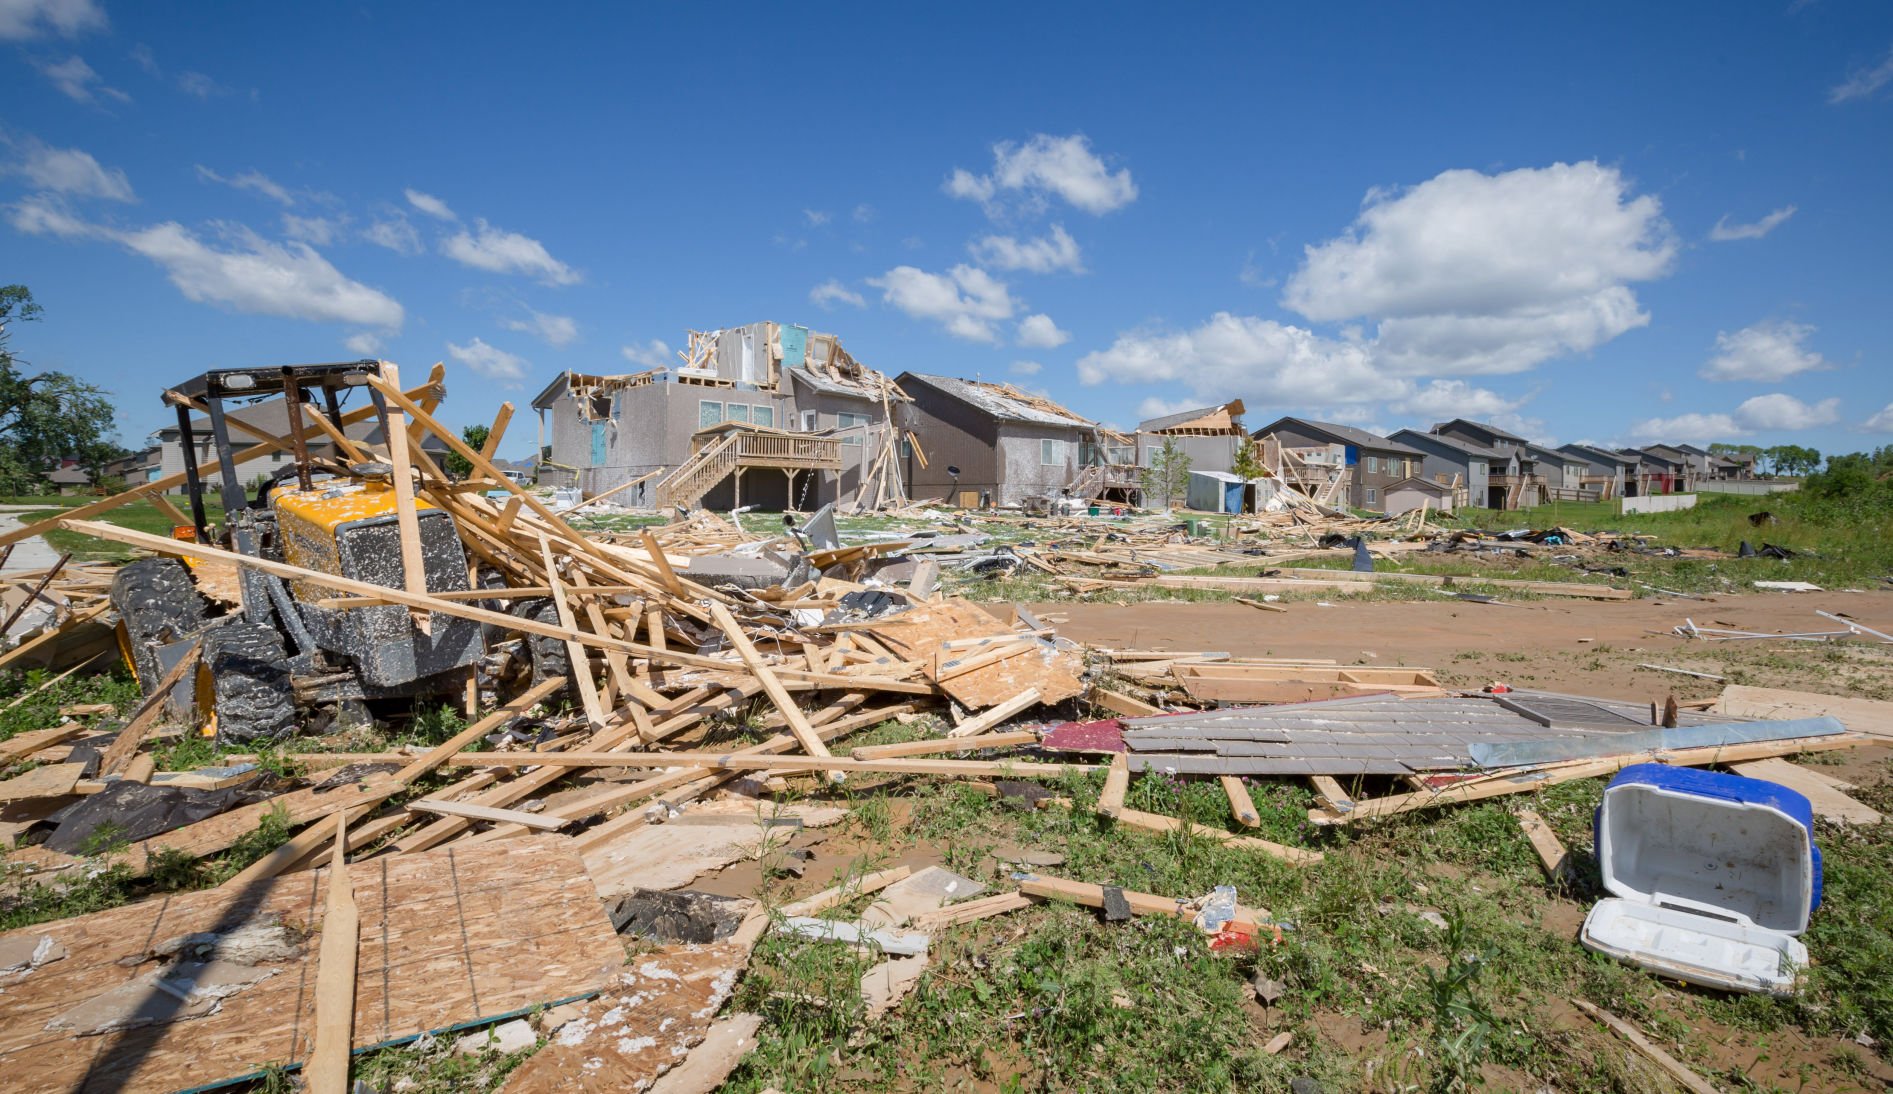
[654,427,843,510]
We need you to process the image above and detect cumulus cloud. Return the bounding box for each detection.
[0,0,106,40]
[1862,404,1893,432]
[1830,44,1893,104]
[1699,320,1829,381]
[1627,393,1841,442]
[802,208,830,226]
[502,308,578,347]
[620,339,673,369]
[443,219,580,286]
[970,224,1085,274]
[1010,360,1042,376]
[363,215,422,255]
[405,188,457,221]
[1016,313,1070,348]
[1283,161,1674,375]
[445,337,527,382]
[196,165,295,206]
[1709,205,1796,242]
[1136,395,1212,420]
[946,134,1137,217]
[344,331,384,357]
[37,55,127,104]
[1389,379,1528,421]
[809,279,866,309]
[1077,313,1402,406]
[869,264,1015,342]
[7,138,133,200]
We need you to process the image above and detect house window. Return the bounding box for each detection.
[1041,439,1065,465]
[802,410,818,432]
[837,411,869,446]
[1363,455,1378,474]
[727,404,751,424]
[752,405,774,428]
[698,400,724,429]
[1365,487,1378,505]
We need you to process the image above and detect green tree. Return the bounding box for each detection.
[1140,438,1192,509]
[0,286,122,494]
[1231,436,1264,482]
[1765,444,1822,477]
[442,423,491,480]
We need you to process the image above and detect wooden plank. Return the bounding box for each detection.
[1571,1000,1719,1094]
[945,687,1041,738]
[1111,808,1322,866]
[1219,775,1260,827]
[0,762,85,801]
[1728,758,1881,825]
[851,730,1039,761]
[1014,872,1265,932]
[306,815,358,1094]
[781,865,911,917]
[1097,753,1130,818]
[407,799,573,830]
[707,601,834,771]
[360,750,1094,779]
[539,536,608,728]
[98,641,201,776]
[1309,775,1354,815]
[0,722,89,766]
[1516,808,1573,881]
[1091,687,1162,718]
[479,402,514,460]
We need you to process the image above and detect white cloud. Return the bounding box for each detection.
[1283,161,1674,376]
[802,208,830,226]
[281,213,343,246]
[176,70,220,98]
[1862,404,1893,432]
[502,308,578,348]
[1016,313,1070,348]
[969,224,1085,274]
[115,223,404,328]
[809,279,866,310]
[445,337,527,383]
[129,42,158,75]
[1830,44,1893,104]
[5,192,95,237]
[442,219,580,285]
[1709,205,1796,241]
[363,215,422,255]
[946,134,1137,217]
[620,339,673,369]
[0,0,105,40]
[1733,392,1840,430]
[1389,379,1525,420]
[1135,395,1209,420]
[1077,313,1402,407]
[37,54,127,104]
[1010,360,1042,376]
[853,203,876,223]
[196,165,295,206]
[869,264,1015,342]
[8,139,134,201]
[405,188,457,221]
[1699,320,1829,381]
[1626,393,1842,443]
[344,331,384,357]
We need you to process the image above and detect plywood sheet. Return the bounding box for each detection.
[580,799,846,899]
[863,600,1082,709]
[0,839,622,1094]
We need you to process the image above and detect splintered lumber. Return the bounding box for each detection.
[0,722,89,765]
[1097,753,1131,818]
[378,362,431,629]
[0,762,85,801]
[781,865,912,917]
[1515,808,1573,881]
[1013,872,1265,932]
[306,816,358,1094]
[1220,776,1260,827]
[407,799,572,830]
[1232,596,1288,613]
[1309,775,1355,814]
[708,600,836,770]
[539,536,608,727]
[851,730,1039,760]
[1311,732,1867,824]
[1729,758,1882,825]
[98,640,201,776]
[377,751,1094,782]
[1111,807,1322,866]
[1571,1000,1719,1094]
[1091,688,1163,718]
[945,687,1042,738]
[910,891,1034,930]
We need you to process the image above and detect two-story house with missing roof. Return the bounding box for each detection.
[532,323,907,511]
[1249,417,1425,513]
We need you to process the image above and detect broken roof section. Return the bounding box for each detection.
[1137,399,1246,435]
[900,373,1096,428]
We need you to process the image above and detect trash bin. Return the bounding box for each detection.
[1581,763,1820,995]
[1087,505,1100,517]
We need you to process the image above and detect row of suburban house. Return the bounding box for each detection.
[523,319,1762,515]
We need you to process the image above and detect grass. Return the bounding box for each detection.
[18,497,225,563]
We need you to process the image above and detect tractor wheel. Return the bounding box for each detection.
[510,599,571,694]
[109,557,209,692]
[197,622,298,744]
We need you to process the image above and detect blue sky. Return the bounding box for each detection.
[4,1,1890,461]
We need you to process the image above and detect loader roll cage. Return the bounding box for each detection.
[162,360,386,547]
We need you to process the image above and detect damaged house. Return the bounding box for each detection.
[532,323,908,511]
[896,374,1130,508]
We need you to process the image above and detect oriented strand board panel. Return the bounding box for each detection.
[864,601,1082,709]
[0,839,622,1094]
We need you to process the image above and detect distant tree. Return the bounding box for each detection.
[1140,438,1192,509]
[0,286,121,495]
[443,423,491,480]
[1765,444,1822,477]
